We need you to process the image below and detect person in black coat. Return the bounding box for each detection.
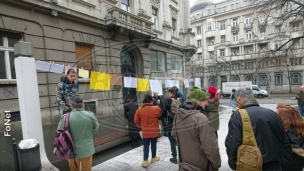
[124,98,140,146]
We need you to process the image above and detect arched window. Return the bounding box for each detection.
[245,75,253,82]
[275,74,283,85]
[259,75,267,85]
[291,73,301,84]
[232,76,240,82]
[209,78,216,86]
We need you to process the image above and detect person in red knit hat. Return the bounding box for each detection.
[205,86,220,138]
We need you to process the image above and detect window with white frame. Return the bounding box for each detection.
[233,33,239,42]
[121,0,129,12]
[207,37,214,45]
[207,9,211,15]
[232,63,240,70]
[259,16,266,25]
[275,41,282,50]
[209,51,214,59]
[274,25,281,33]
[197,40,201,47]
[207,22,215,31]
[232,76,240,82]
[171,55,183,73]
[291,73,301,84]
[0,33,22,80]
[275,74,283,85]
[221,35,226,43]
[223,6,226,12]
[259,75,267,85]
[172,18,177,37]
[246,31,252,40]
[152,7,158,30]
[232,18,238,27]
[150,50,166,72]
[220,49,225,57]
[197,53,202,60]
[209,78,216,86]
[245,16,251,25]
[196,26,201,35]
[245,62,253,69]
[231,47,239,56]
[292,22,300,31]
[231,4,236,10]
[219,20,226,30]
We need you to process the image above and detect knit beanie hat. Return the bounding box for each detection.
[187,86,207,101]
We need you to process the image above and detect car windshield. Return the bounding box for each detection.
[256,86,262,90]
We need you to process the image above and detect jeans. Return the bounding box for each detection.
[168,133,177,158]
[298,106,304,117]
[143,138,157,160]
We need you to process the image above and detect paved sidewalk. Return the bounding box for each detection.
[92,104,281,171]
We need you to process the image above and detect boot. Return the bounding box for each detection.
[170,157,177,164]
[151,156,160,163]
[141,160,148,167]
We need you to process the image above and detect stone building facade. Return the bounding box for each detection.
[0,0,195,145]
[190,0,304,93]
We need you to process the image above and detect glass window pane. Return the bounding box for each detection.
[150,50,157,71]
[0,51,7,79]
[9,52,16,79]
[157,51,165,72]
[8,37,19,47]
[0,37,3,46]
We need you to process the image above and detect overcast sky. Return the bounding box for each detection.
[190,0,225,7]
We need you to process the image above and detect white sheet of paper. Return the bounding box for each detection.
[172,80,179,88]
[165,80,179,88]
[49,63,64,74]
[123,77,131,88]
[194,78,201,88]
[183,79,190,88]
[78,68,89,78]
[149,80,163,95]
[165,80,172,88]
[35,60,51,72]
[139,131,143,139]
[131,77,137,88]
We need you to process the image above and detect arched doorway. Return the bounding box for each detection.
[120,45,143,103]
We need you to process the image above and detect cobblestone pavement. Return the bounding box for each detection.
[92,104,294,171]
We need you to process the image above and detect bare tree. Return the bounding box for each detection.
[243,53,270,84]
[252,0,304,51]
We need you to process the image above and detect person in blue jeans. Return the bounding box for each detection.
[296,85,304,117]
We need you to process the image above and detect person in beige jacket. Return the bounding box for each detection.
[172,87,221,171]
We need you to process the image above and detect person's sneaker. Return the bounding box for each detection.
[170,158,178,164]
[151,157,160,163]
[141,160,148,167]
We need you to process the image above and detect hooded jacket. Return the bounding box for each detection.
[225,99,291,170]
[172,102,221,171]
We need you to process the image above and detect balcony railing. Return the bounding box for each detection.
[108,7,154,33]
[231,25,239,31]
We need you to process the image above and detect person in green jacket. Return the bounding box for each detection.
[205,86,220,138]
[57,95,99,171]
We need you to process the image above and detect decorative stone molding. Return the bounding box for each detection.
[170,0,178,5]
[153,29,163,34]
[72,0,96,8]
[104,0,118,4]
[162,21,172,29]
[138,9,151,19]
[151,0,160,8]
[169,4,178,18]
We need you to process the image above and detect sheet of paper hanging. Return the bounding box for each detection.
[110,74,122,86]
[183,79,190,88]
[49,63,64,74]
[131,77,137,88]
[194,78,201,88]
[35,60,51,72]
[149,80,163,95]
[123,77,132,88]
[78,68,89,78]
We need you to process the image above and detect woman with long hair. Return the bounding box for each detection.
[276,104,304,171]
[205,86,220,138]
[56,68,79,114]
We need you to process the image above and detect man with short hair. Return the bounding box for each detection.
[57,95,99,171]
[225,88,290,171]
[296,85,304,117]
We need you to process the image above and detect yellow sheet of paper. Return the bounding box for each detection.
[136,78,149,92]
[89,71,98,90]
[78,68,89,78]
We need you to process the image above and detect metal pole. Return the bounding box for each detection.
[12,138,20,171]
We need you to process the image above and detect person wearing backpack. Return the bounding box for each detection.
[172,86,221,171]
[56,68,79,114]
[163,87,181,164]
[56,95,99,171]
[225,88,291,171]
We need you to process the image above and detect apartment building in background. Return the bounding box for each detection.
[0,0,196,146]
[190,0,304,92]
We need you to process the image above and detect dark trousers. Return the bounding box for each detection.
[168,133,177,158]
[143,138,157,160]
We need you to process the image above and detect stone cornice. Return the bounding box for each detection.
[151,0,160,9]
[162,21,172,29]
[138,9,151,19]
